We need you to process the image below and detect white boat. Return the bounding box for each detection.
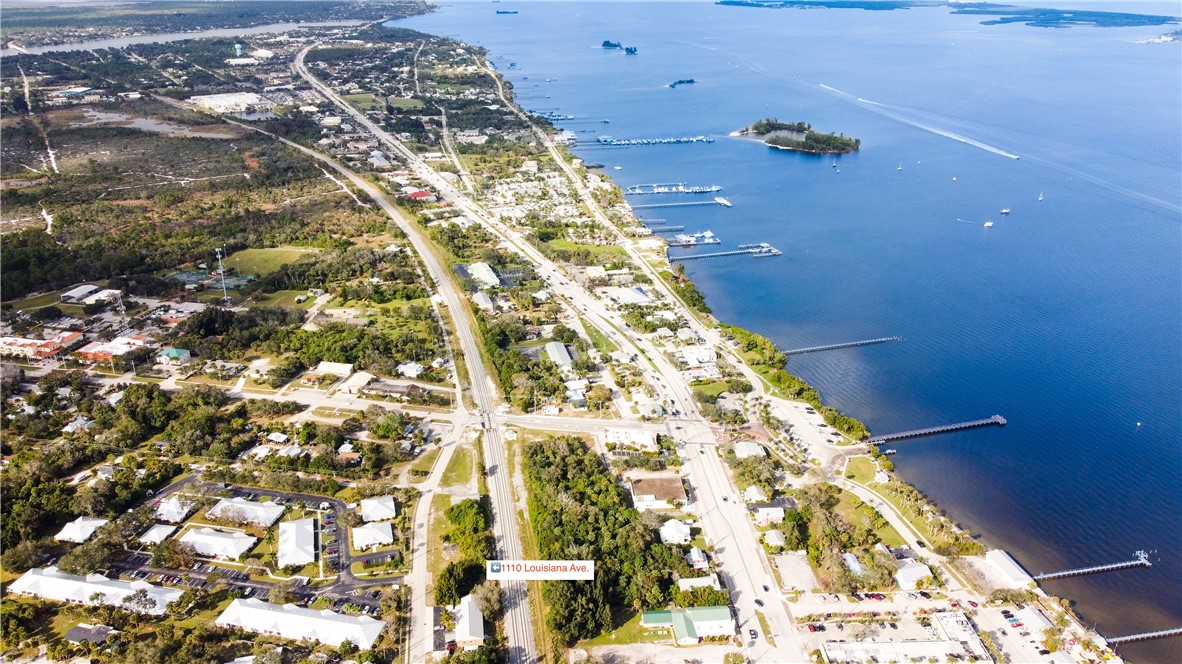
[1038,191,1044,201]
[714,197,732,207]
[897,162,902,171]
[1000,208,1011,214]
[613,165,622,170]
[832,159,838,168]
[984,221,994,228]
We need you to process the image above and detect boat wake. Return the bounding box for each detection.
[821,84,1020,160]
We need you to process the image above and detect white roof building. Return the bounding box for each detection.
[278,519,317,569]
[686,546,709,570]
[351,522,394,551]
[544,341,573,370]
[985,549,1035,589]
[138,524,177,546]
[180,528,257,560]
[452,594,486,651]
[743,485,769,502]
[313,361,354,377]
[677,573,721,592]
[842,552,865,577]
[763,529,787,548]
[360,495,399,522]
[1015,606,1055,632]
[733,441,767,460]
[208,497,285,527]
[340,371,375,394]
[8,567,182,615]
[753,506,785,526]
[678,345,717,367]
[895,560,933,590]
[472,292,495,311]
[155,495,195,523]
[604,428,658,453]
[55,517,108,543]
[397,362,424,378]
[215,598,384,650]
[60,284,100,302]
[467,262,501,289]
[659,519,692,545]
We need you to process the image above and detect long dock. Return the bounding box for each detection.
[669,243,781,261]
[1108,627,1182,645]
[867,415,1006,444]
[785,336,901,356]
[632,200,727,209]
[1035,550,1151,581]
[650,226,686,233]
[597,135,714,146]
[626,182,722,195]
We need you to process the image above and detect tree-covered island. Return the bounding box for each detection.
[741,118,861,154]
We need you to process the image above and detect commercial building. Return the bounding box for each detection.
[466,262,501,289]
[0,331,85,359]
[156,348,192,365]
[452,594,486,651]
[189,92,265,113]
[677,573,721,593]
[629,477,687,512]
[359,495,399,522]
[733,441,767,460]
[641,606,735,645]
[55,516,108,543]
[985,549,1035,589]
[543,341,573,370]
[138,524,177,546]
[207,497,285,527]
[60,284,100,302]
[604,429,658,453]
[278,518,317,568]
[894,560,933,590]
[155,495,195,523]
[8,567,182,615]
[180,528,257,560]
[214,598,384,649]
[75,336,154,362]
[351,522,394,551]
[753,506,785,527]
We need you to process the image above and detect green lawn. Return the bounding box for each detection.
[581,320,618,354]
[441,446,473,488]
[693,380,730,399]
[834,488,905,547]
[226,247,318,277]
[426,493,456,579]
[344,93,382,110]
[251,289,315,309]
[408,447,442,483]
[547,239,628,259]
[9,287,78,310]
[387,96,424,110]
[578,611,669,647]
[846,456,877,484]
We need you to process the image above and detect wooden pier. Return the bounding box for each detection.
[631,200,727,209]
[784,336,901,356]
[1108,627,1182,645]
[669,243,781,261]
[1035,550,1151,581]
[867,415,1006,444]
[650,226,686,233]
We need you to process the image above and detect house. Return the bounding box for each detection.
[985,549,1035,589]
[8,567,182,615]
[677,573,721,593]
[207,497,285,527]
[138,524,177,546]
[214,598,384,650]
[686,546,709,571]
[360,495,399,522]
[604,429,658,453]
[337,442,360,463]
[743,485,768,502]
[64,623,118,645]
[278,519,317,569]
[752,506,785,527]
[155,495,195,523]
[894,560,933,590]
[156,348,192,366]
[641,606,735,645]
[62,416,94,435]
[452,594,486,651]
[180,528,257,560]
[267,432,289,444]
[351,522,394,551]
[733,441,767,460]
[763,529,787,548]
[55,516,108,543]
[397,362,425,379]
[842,552,865,577]
[629,477,687,512]
[544,342,573,370]
[406,190,437,203]
[659,519,692,545]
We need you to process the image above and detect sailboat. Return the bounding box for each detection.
[832,158,838,168]
[897,162,903,171]
[1038,191,1044,202]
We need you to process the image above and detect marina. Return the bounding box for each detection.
[671,231,721,247]
[625,182,722,195]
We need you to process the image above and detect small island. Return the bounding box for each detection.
[741,118,860,154]
[669,78,696,88]
[625,46,638,55]
[602,40,622,49]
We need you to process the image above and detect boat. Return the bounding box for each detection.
[613,165,623,170]
[714,197,732,207]
[496,10,518,14]
[984,221,994,228]
[1038,191,1044,201]
[832,158,838,168]
[897,162,902,171]
[1000,208,1011,214]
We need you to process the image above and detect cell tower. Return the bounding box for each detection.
[215,247,229,302]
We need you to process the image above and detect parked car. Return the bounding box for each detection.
[754,599,765,607]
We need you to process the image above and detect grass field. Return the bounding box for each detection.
[581,320,618,354]
[692,380,730,399]
[9,288,75,311]
[578,611,669,647]
[250,289,315,309]
[426,493,456,580]
[388,96,425,110]
[846,456,877,484]
[547,239,628,259]
[441,446,473,488]
[226,247,318,277]
[834,488,905,547]
[408,446,442,483]
[344,93,382,110]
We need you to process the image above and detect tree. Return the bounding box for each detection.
[674,586,731,608]
[471,580,503,617]
[269,579,297,604]
[153,539,197,569]
[434,559,484,606]
[585,384,612,410]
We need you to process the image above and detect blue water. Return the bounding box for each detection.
[394,3,1182,660]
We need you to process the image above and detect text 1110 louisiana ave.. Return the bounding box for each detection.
[486,560,595,581]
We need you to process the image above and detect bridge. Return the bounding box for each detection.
[867,415,1006,444]
[784,336,901,356]
[1108,627,1182,645]
[1035,550,1151,581]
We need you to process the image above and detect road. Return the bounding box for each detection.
[293,47,537,664]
